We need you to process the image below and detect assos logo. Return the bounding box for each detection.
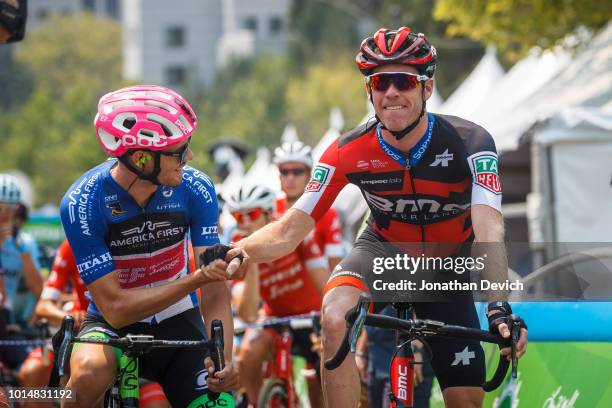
[195,369,209,391]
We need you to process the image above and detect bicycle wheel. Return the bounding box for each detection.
[257,378,289,408]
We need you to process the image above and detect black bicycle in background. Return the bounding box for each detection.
[50,315,230,408]
[325,294,522,408]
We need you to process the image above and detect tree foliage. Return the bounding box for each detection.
[286,52,366,143]
[0,13,123,206]
[434,0,611,61]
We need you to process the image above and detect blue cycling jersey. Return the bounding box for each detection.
[60,160,220,324]
[0,231,41,311]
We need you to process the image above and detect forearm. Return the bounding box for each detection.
[92,272,202,328]
[35,299,67,326]
[239,209,314,263]
[472,206,508,302]
[235,265,260,322]
[21,253,43,297]
[201,281,234,362]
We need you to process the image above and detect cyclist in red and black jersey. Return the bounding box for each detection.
[236,27,528,407]
[273,141,344,271]
[228,184,327,406]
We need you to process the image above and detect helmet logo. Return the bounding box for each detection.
[174,118,187,135]
[122,134,167,148]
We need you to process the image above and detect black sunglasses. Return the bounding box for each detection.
[160,137,191,163]
[366,72,430,92]
[279,168,308,177]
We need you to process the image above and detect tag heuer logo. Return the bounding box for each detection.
[305,165,331,192]
[471,153,501,194]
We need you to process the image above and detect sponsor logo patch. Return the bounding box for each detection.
[469,152,501,194]
[357,160,369,169]
[305,164,332,192]
[430,149,454,167]
[106,201,126,216]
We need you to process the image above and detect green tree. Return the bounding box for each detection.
[15,13,123,97]
[191,53,291,171]
[434,0,611,61]
[0,13,123,206]
[286,52,366,143]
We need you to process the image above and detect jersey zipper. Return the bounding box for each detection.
[407,165,426,254]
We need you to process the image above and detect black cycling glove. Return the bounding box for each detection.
[487,301,528,335]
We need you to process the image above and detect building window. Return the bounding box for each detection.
[269,16,283,35]
[166,26,185,48]
[242,16,258,32]
[82,0,95,12]
[166,66,187,86]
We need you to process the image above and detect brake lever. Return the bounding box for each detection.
[349,294,371,353]
[510,314,521,379]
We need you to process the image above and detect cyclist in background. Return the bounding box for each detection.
[0,173,43,372]
[235,27,528,407]
[228,184,327,407]
[273,141,344,270]
[18,239,172,408]
[59,85,245,407]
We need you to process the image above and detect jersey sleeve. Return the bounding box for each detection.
[183,167,220,247]
[294,140,349,221]
[465,127,503,213]
[60,173,115,285]
[41,240,73,301]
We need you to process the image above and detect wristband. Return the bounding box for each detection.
[355,351,367,358]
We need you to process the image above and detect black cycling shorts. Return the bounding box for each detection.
[324,226,485,390]
[78,308,224,407]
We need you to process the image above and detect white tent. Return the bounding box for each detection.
[492,22,612,151]
[438,47,505,118]
[470,47,571,150]
[529,107,612,244]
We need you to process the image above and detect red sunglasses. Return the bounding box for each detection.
[232,208,265,223]
[366,72,429,92]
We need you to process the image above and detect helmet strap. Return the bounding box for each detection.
[119,151,163,186]
[373,84,427,141]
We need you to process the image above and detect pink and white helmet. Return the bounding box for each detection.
[94,85,198,157]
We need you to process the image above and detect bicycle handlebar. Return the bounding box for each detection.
[51,315,226,385]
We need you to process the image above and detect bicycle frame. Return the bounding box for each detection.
[52,316,226,408]
[264,326,297,407]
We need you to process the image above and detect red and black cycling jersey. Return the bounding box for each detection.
[294,113,502,246]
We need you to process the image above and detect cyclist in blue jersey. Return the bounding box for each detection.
[59,85,246,407]
[0,173,44,371]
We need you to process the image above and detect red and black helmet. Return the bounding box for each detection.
[356,26,437,78]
